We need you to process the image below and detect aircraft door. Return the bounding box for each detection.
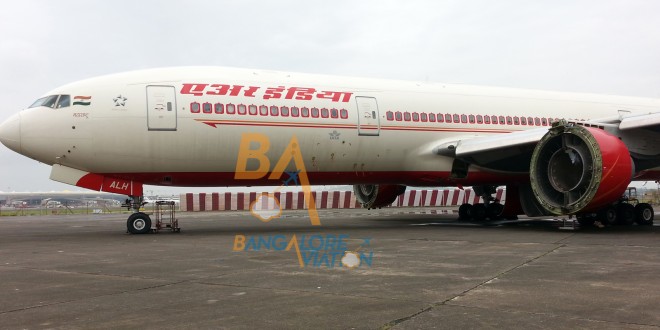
[356,96,380,136]
[146,85,177,131]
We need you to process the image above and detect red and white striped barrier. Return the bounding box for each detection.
[180,188,505,212]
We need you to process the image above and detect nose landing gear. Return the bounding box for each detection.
[123,195,151,234]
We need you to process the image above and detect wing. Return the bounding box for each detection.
[438,113,660,175]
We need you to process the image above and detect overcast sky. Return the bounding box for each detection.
[1,0,660,193]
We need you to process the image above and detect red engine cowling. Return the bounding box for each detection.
[353,184,406,209]
[530,123,632,214]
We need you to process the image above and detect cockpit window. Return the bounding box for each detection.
[29,97,47,108]
[28,95,71,109]
[56,95,70,108]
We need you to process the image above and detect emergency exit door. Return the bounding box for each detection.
[147,85,177,131]
[356,96,380,136]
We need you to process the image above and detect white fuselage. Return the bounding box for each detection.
[4,67,660,188]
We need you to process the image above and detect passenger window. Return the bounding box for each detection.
[520,117,526,125]
[468,115,475,123]
[461,114,467,123]
[215,103,224,114]
[412,113,419,121]
[56,95,70,108]
[429,113,436,122]
[330,108,338,118]
[445,114,452,123]
[237,104,246,115]
[476,115,483,124]
[321,108,329,118]
[421,113,428,122]
[226,104,236,114]
[386,111,394,120]
[484,115,491,124]
[260,105,268,116]
[203,103,213,113]
[395,111,402,121]
[291,107,300,117]
[453,114,460,123]
[404,112,411,121]
[281,106,290,116]
[190,102,200,113]
[340,109,348,119]
[249,105,257,115]
[270,106,279,116]
[301,107,309,117]
[311,107,319,118]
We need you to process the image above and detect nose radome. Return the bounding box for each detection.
[0,113,21,154]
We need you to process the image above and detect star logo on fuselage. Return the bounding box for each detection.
[113,95,127,106]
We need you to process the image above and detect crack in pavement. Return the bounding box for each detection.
[380,243,566,329]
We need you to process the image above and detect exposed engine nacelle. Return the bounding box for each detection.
[530,123,633,215]
[353,184,406,209]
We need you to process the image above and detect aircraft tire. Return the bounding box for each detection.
[486,203,504,219]
[471,203,487,221]
[458,204,472,220]
[597,206,617,226]
[635,203,654,226]
[127,212,152,234]
[576,214,595,227]
[616,203,635,225]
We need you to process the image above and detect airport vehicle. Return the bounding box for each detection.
[0,67,658,233]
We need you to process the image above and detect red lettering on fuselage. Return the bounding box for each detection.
[180,83,353,103]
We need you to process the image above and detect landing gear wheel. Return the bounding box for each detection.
[458,204,472,220]
[576,214,595,227]
[471,203,487,221]
[486,203,504,219]
[598,206,617,226]
[127,212,152,234]
[616,203,635,225]
[635,203,654,226]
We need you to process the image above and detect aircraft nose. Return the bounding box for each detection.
[0,113,21,153]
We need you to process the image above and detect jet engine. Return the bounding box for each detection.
[353,184,406,209]
[529,123,633,215]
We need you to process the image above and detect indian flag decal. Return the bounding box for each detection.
[73,95,91,106]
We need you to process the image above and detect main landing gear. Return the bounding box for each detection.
[576,188,654,227]
[123,195,151,234]
[458,186,510,222]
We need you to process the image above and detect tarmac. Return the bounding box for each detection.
[1,208,660,329]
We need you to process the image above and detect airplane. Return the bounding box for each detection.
[1,66,659,234]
